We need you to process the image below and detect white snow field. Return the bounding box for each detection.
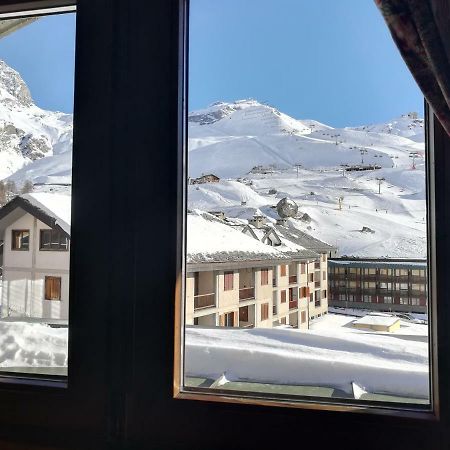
[0,321,67,368]
[185,314,429,400]
[188,100,426,258]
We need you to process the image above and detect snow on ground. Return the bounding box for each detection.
[187,100,426,258]
[0,322,67,368]
[186,314,429,399]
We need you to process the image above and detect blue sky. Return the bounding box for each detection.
[0,3,423,126]
[0,13,75,113]
[189,0,424,127]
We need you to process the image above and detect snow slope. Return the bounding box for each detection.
[185,318,429,399]
[188,100,426,258]
[0,59,72,183]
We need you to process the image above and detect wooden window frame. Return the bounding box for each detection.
[39,229,69,251]
[260,268,269,285]
[223,271,234,291]
[11,229,30,251]
[260,303,269,321]
[44,276,61,301]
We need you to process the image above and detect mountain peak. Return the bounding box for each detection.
[0,59,33,107]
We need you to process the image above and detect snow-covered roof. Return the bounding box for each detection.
[274,225,336,253]
[22,193,71,235]
[353,314,400,327]
[329,259,427,269]
[187,213,318,264]
[0,193,71,237]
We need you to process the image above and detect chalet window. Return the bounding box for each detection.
[280,265,287,276]
[44,276,61,301]
[40,229,69,251]
[224,271,234,290]
[261,303,269,321]
[280,290,286,303]
[260,269,269,285]
[11,230,29,250]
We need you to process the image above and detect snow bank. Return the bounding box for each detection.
[0,322,67,368]
[185,325,429,399]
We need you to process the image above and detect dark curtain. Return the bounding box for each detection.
[375,0,450,136]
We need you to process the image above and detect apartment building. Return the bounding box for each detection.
[186,212,334,329]
[328,259,427,314]
[0,193,71,319]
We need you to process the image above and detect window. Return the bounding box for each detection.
[11,229,29,250]
[280,290,286,303]
[300,263,305,274]
[261,269,269,285]
[400,297,409,305]
[322,271,326,280]
[383,296,393,304]
[44,276,61,301]
[40,229,69,251]
[261,303,269,321]
[224,271,234,290]
[322,290,327,299]
[363,295,371,303]
[280,265,287,276]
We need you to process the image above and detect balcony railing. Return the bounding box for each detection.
[289,300,298,310]
[289,275,297,284]
[194,293,215,310]
[239,287,255,301]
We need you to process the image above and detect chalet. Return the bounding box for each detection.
[0,194,71,319]
[191,173,220,184]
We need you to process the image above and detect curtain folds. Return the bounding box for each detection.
[375,0,450,136]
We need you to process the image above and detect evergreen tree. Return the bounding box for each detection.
[21,179,34,194]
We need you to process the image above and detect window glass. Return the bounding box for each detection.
[0,13,75,377]
[183,0,430,410]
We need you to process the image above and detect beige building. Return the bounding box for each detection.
[186,212,335,329]
[0,194,71,320]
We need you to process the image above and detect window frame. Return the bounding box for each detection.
[39,228,69,251]
[0,0,449,448]
[44,275,62,301]
[11,229,30,251]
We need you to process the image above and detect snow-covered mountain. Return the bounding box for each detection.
[188,100,426,259]
[0,59,72,184]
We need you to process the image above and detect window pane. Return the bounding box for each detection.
[183,0,430,410]
[0,13,75,377]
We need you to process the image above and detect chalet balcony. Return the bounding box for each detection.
[289,275,297,284]
[194,293,216,310]
[239,287,255,301]
[289,300,298,310]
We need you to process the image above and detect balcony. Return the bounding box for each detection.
[194,293,215,310]
[239,287,255,301]
[289,300,298,310]
[289,275,297,284]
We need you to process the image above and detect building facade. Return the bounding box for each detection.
[186,254,329,329]
[0,194,71,320]
[328,259,427,314]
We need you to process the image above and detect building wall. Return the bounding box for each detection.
[2,213,70,319]
[328,259,427,313]
[186,258,328,330]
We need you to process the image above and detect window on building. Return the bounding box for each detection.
[400,297,409,305]
[11,230,30,250]
[261,303,269,321]
[301,311,306,323]
[280,290,286,303]
[300,263,305,274]
[322,271,326,280]
[261,269,269,285]
[363,295,371,303]
[280,265,287,276]
[339,294,346,301]
[398,283,408,290]
[224,271,234,291]
[310,293,314,302]
[40,229,69,251]
[383,296,393,304]
[45,276,61,301]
